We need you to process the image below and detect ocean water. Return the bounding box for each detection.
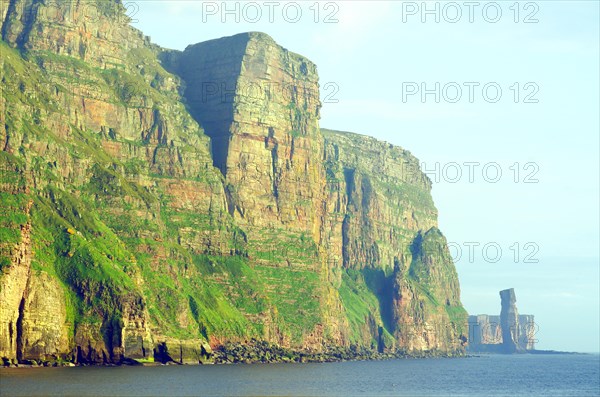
[1,354,598,396]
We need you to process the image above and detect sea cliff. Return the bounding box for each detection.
[0,0,466,365]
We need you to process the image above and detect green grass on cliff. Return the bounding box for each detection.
[248,228,318,268]
[135,253,265,340]
[254,265,322,342]
[445,305,468,334]
[406,228,468,335]
[17,190,137,341]
[338,269,381,345]
[0,153,30,270]
[0,192,28,244]
[32,189,135,281]
[2,37,261,346]
[338,269,399,349]
[192,255,266,316]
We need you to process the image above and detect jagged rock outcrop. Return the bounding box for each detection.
[0,0,467,364]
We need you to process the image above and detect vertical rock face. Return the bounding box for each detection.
[1,1,467,363]
[176,33,339,349]
[394,228,465,351]
[322,130,465,351]
[120,295,154,360]
[500,288,521,353]
[0,175,70,362]
[322,129,437,271]
[0,200,32,360]
[169,34,247,175]
[177,32,325,253]
[175,35,467,350]
[18,272,70,361]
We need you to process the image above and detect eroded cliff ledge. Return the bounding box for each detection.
[0,0,466,365]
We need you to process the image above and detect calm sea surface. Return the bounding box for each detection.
[1,354,598,396]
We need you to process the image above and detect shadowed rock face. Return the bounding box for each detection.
[173,34,249,175]
[176,32,326,248]
[0,1,467,364]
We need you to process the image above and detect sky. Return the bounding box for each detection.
[127,0,599,352]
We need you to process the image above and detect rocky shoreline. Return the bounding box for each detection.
[211,340,466,365]
[1,340,466,368]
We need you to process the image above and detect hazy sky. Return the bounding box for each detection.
[129,1,599,352]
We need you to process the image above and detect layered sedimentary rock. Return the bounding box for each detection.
[0,0,467,364]
[176,32,326,259]
[1,0,224,364]
[18,271,70,361]
[322,130,464,351]
[0,195,33,360]
[322,129,437,271]
[1,0,151,70]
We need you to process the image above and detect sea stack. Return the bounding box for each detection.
[467,288,535,353]
[499,288,522,353]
